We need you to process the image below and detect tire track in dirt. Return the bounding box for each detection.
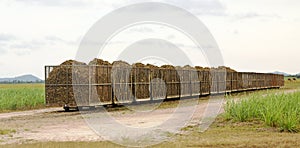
[0,107,61,119]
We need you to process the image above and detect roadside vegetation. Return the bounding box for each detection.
[0,84,45,112]
[223,77,300,132]
[224,91,300,132]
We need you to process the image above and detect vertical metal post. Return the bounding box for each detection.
[111,66,115,105]
[231,72,234,91]
[189,70,192,96]
[44,66,47,84]
[248,73,250,89]
[199,70,202,96]
[44,66,47,105]
[88,65,91,106]
[66,66,69,105]
[133,68,137,103]
[165,69,168,99]
[209,71,211,95]
[179,70,181,98]
[217,71,219,93]
[149,68,153,101]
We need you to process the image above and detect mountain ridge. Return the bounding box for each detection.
[0,74,43,83]
[272,71,290,76]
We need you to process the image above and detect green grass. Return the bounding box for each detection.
[0,84,45,112]
[0,129,16,135]
[284,76,298,80]
[224,90,300,132]
[283,77,300,90]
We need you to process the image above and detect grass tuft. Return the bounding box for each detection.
[0,129,16,135]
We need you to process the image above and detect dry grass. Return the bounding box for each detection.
[156,117,300,148]
[4,117,300,147]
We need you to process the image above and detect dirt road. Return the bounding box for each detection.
[0,99,212,145]
[0,89,297,145]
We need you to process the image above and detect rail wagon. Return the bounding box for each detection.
[45,60,284,111]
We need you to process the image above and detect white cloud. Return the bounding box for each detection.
[0,0,300,78]
[129,27,154,33]
[0,47,7,55]
[44,36,64,42]
[0,34,16,42]
[12,48,32,56]
[163,0,226,16]
[14,0,90,7]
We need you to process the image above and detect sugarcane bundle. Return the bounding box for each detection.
[46,60,88,106]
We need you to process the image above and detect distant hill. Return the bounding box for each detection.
[291,73,300,78]
[0,74,43,83]
[272,71,290,76]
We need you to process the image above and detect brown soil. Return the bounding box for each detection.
[0,100,209,145]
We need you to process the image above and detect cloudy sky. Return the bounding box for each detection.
[0,0,299,79]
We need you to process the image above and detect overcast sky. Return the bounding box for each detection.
[0,0,299,79]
